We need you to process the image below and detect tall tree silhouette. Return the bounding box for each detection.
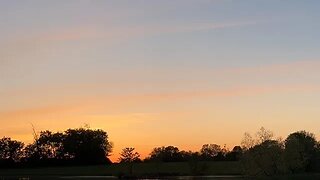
[119,147,141,163]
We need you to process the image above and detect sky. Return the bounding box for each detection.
[1,0,320,162]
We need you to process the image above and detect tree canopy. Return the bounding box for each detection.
[0,128,113,166]
[119,147,141,163]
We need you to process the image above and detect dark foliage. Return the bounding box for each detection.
[225,146,243,161]
[118,147,141,163]
[241,140,286,176]
[144,145,241,163]
[1,126,320,178]
[63,128,112,164]
[146,146,183,162]
[284,131,318,173]
[0,137,24,167]
[0,128,112,167]
[241,129,320,176]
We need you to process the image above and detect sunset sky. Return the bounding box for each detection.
[1,0,320,162]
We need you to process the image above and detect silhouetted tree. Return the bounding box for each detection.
[23,128,112,165]
[37,131,65,159]
[225,146,243,161]
[63,128,112,164]
[119,147,141,163]
[241,140,286,176]
[284,131,318,173]
[256,127,274,144]
[200,144,222,161]
[241,132,255,151]
[23,144,39,164]
[118,147,141,176]
[0,137,24,164]
[241,127,274,151]
[148,146,182,162]
[179,150,201,161]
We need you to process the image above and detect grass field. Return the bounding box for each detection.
[0,161,241,176]
[1,162,320,179]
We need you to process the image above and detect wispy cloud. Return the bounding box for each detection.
[0,20,257,69]
[146,21,256,34]
[2,59,320,116]
[2,58,319,123]
[32,21,257,45]
[1,20,256,46]
[2,82,319,121]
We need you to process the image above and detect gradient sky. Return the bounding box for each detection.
[1,0,320,162]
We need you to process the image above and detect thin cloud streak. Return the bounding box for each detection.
[36,21,257,42]
[0,20,257,69]
[1,20,255,52]
[2,83,319,120]
[1,59,319,114]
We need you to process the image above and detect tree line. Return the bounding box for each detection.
[118,145,242,163]
[0,127,112,167]
[118,127,320,176]
[1,126,320,176]
[240,127,320,176]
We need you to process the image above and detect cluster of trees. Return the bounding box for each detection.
[117,127,320,177]
[0,128,112,167]
[117,144,243,176]
[1,126,320,177]
[118,144,242,163]
[241,127,320,176]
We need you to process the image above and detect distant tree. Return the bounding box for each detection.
[24,131,66,163]
[177,150,208,175]
[0,137,24,163]
[118,147,141,176]
[225,146,243,161]
[215,145,229,161]
[119,147,141,163]
[63,128,113,164]
[233,146,242,152]
[241,127,274,151]
[256,127,274,144]
[148,146,182,162]
[284,131,318,173]
[23,128,113,165]
[23,143,39,163]
[37,131,65,159]
[200,144,222,161]
[241,140,286,176]
[179,150,201,161]
[241,132,255,151]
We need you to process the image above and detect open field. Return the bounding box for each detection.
[0,162,241,176]
[0,162,320,179]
